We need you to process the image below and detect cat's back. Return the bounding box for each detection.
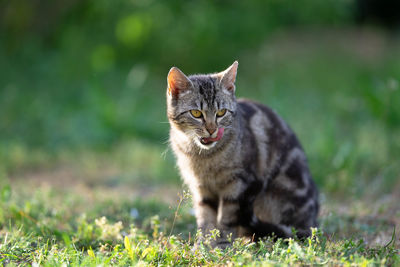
[237,98,292,135]
[236,98,307,180]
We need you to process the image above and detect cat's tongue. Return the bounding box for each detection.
[201,128,224,144]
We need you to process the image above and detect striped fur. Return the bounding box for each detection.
[166,62,319,248]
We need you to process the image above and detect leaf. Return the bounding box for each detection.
[88,247,95,258]
[141,247,152,259]
[124,236,132,253]
[124,236,135,261]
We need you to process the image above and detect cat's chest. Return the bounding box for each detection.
[177,152,238,190]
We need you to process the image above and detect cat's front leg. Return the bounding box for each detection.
[215,197,240,249]
[193,195,219,247]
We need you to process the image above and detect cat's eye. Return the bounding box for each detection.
[190,109,202,118]
[216,109,227,117]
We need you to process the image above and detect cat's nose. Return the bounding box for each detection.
[205,125,217,135]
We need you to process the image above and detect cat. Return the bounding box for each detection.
[166,61,319,248]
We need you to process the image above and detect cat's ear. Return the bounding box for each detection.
[167,67,193,97]
[219,61,238,93]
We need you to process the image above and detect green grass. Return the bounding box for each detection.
[0,183,398,266]
[1,27,400,265]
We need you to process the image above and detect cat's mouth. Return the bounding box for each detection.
[200,128,225,145]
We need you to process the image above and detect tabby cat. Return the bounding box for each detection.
[166,61,319,248]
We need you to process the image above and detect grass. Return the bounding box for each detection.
[1,27,400,265]
[0,181,399,266]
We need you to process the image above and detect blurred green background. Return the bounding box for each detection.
[1,0,400,197]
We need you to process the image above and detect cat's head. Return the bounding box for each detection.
[167,61,238,150]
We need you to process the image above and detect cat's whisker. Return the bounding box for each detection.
[162,138,171,145]
[161,146,171,159]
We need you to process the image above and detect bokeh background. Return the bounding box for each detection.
[1,0,399,247]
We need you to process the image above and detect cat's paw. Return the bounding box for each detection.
[215,240,231,250]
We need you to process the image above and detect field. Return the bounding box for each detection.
[1,8,400,265]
